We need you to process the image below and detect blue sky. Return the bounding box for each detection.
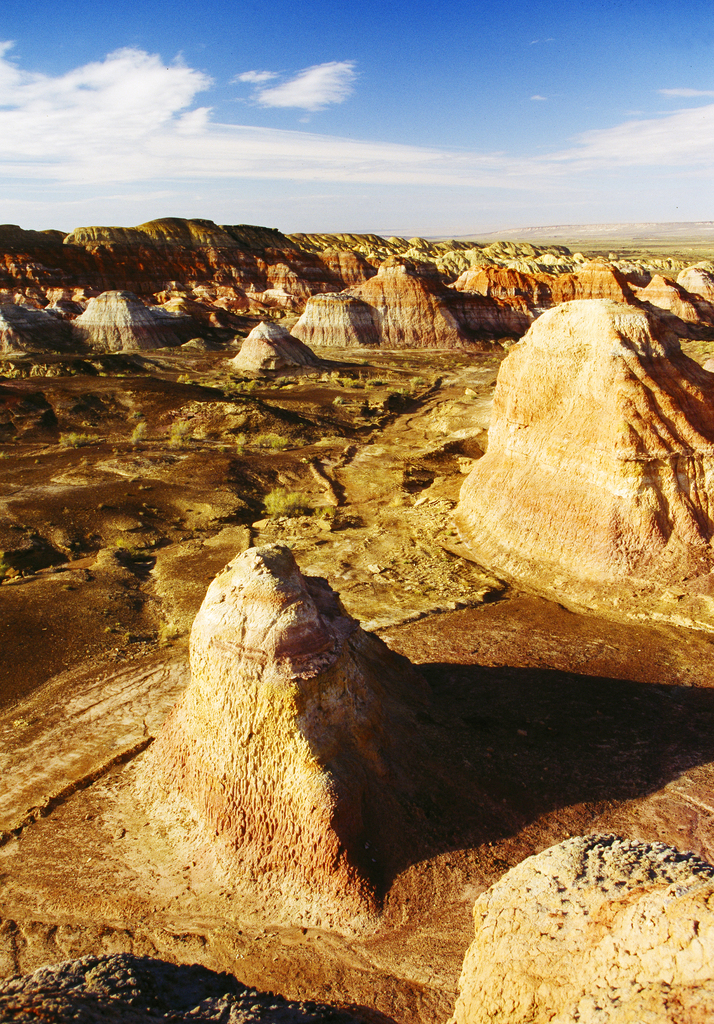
[1,0,713,234]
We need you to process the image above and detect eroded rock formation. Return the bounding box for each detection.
[71,290,189,351]
[230,320,321,372]
[0,303,69,355]
[292,258,524,349]
[137,545,429,926]
[451,835,714,1024]
[456,299,714,586]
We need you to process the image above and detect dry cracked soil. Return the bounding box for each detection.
[2,342,714,1023]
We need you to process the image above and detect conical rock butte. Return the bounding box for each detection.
[230,320,321,372]
[456,298,714,587]
[71,290,188,352]
[136,544,430,928]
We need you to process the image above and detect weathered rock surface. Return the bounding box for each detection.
[231,321,322,372]
[635,274,703,326]
[677,262,714,302]
[451,834,714,1024]
[0,953,367,1023]
[71,290,189,351]
[292,259,522,349]
[0,302,69,354]
[456,299,714,586]
[136,545,430,927]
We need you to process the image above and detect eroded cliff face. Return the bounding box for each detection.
[136,545,430,928]
[292,259,524,349]
[451,835,714,1024]
[455,299,714,587]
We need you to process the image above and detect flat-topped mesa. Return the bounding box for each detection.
[230,321,322,372]
[71,290,189,352]
[455,299,714,586]
[136,545,430,927]
[452,835,714,1024]
[64,218,293,251]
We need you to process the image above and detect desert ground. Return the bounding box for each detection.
[2,224,714,1022]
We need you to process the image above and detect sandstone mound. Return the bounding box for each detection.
[293,258,517,349]
[231,320,322,372]
[451,835,714,1024]
[456,299,714,586]
[71,290,188,351]
[0,953,365,1024]
[136,545,430,927]
[292,292,381,347]
[677,263,714,302]
[0,303,69,355]
[635,273,702,326]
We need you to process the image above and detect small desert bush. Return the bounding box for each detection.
[332,396,346,407]
[131,421,147,444]
[168,421,192,447]
[158,620,181,646]
[410,375,427,390]
[264,487,311,518]
[59,432,95,448]
[255,433,289,449]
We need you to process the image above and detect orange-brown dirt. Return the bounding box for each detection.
[2,339,714,1023]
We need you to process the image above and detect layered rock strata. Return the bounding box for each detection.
[137,545,429,925]
[451,835,714,1024]
[231,320,321,372]
[292,259,524,349]
[71,290,189,351]
[0,303,69,355]
[456,299,714,585]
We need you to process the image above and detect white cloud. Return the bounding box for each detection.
[659,88,714,98]
[0,42,712,211]
[252,61,356,111]
[234,70,277,84]
[531,95,547,101]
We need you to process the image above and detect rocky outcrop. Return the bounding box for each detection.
[231,320,321,372]
[0,303,69,355]
[456,299,714,586]
[635,274,703,326]
[293,259,520,349]
[0,954,365,1024]
[64,217,293,250]
[71,291,189,351]
[137,545,429,926]
[292,292,381,347]
[677,263,714,302]
[451,835,714,1024]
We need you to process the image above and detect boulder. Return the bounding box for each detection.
[231,321,321,372]
[71,290,188,352]
[455,299,714,585]
[136,545,430,926]
[451,835,714,1024]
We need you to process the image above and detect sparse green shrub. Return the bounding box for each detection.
[366,378,386,388]
[158,620,181,646]
[131,421,147,444]
[59,432,94,448]
[332,396,346,407]
[168,420,192,447]
[255,433,289,449]
[263,487,311,518]
[410,375,427,390]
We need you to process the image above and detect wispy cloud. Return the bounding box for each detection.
[0,44,713,201]
[248,60,357,111]
[531,95,547,101]
[234,70,278,84]
[659,88,714,98]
